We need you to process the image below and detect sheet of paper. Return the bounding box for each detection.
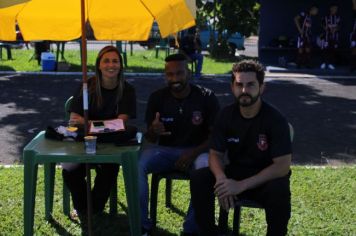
[89,118,125,133]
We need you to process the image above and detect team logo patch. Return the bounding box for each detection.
[192,111,203,125]
[257,134,268,151]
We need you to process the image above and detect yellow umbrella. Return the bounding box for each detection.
[0,0,195,41]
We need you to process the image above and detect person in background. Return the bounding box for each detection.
[320,3,341,70]
[62,45,136,221]
[294,4,319,68]
[139,54,219,236]
[191,60,292,236]
[180,27,204,79]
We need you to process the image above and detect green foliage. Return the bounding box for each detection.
[196,0,260,37]
[0,166,355,235]
[195,0,259,59]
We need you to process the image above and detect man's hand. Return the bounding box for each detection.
[214,176,238,211]
[175,150,195,171]
[151,112,171,136]
[218,195,237,212]
[214,178,247,199]
[68,113,84,126]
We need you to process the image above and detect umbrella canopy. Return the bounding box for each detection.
[0,0,195,41]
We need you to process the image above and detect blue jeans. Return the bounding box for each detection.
[189,53,204,78]
[139,144,208,233]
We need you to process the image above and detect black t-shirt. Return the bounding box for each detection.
[211,101,291,176]
[70,78,136,120]
[146,84,220,147]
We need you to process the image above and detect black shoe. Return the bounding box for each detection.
[142,227,152,236]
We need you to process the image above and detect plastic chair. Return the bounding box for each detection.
[150,171,190,227]
[0,42,12,60]
[155,39,170,58]
[45,96,118,219]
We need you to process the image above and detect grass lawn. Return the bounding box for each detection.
[0,165,355,235]
[0,47,250,74]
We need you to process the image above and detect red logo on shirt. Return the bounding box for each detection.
[257,134,268,151]
[192,111,203,125]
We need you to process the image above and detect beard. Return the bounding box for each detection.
[168,81,187,93]
[236,92,260,107]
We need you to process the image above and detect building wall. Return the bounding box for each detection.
[259,0,355,65]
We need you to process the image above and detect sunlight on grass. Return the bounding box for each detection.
[0,165,354,235]
[0,48,236,74]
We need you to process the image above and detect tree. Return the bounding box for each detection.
[196,0,260,58]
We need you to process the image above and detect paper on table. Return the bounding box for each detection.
[89,118,125,133]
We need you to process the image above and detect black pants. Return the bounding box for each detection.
[62,163,119,214]
[190,166,291,236]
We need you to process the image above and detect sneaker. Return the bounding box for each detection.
[320,63,326,69]
[328,64,335,70]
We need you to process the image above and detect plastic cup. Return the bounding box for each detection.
[136,132,143,144]
[84,136,97,154]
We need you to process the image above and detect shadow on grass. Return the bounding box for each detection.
[0,65,15,71]
[166,205,185,218]
[48,216,75,236]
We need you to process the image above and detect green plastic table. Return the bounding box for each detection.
[23,131,141,236]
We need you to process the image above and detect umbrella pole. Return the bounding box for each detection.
[80,0,93,235]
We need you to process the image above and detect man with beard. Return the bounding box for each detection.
[139,53,220,236]
[190,60,292,236]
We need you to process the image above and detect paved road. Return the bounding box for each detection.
[0,73,355,165]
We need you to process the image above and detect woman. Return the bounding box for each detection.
[62,45,136,219]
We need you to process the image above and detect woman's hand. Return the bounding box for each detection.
[68,113,84,126]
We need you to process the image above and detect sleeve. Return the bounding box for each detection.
[268,116,292,159]
[118,82,136,119]
[145,92,158,128]
[69,84,84,116]
[210,109,227,153]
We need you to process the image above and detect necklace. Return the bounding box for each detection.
[179,106,183,114]
[177,99,185,114]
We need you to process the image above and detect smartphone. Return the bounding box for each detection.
[92,121,105,128]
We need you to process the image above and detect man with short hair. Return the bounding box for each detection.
[139,53,220,236]
[191,60,292,236]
